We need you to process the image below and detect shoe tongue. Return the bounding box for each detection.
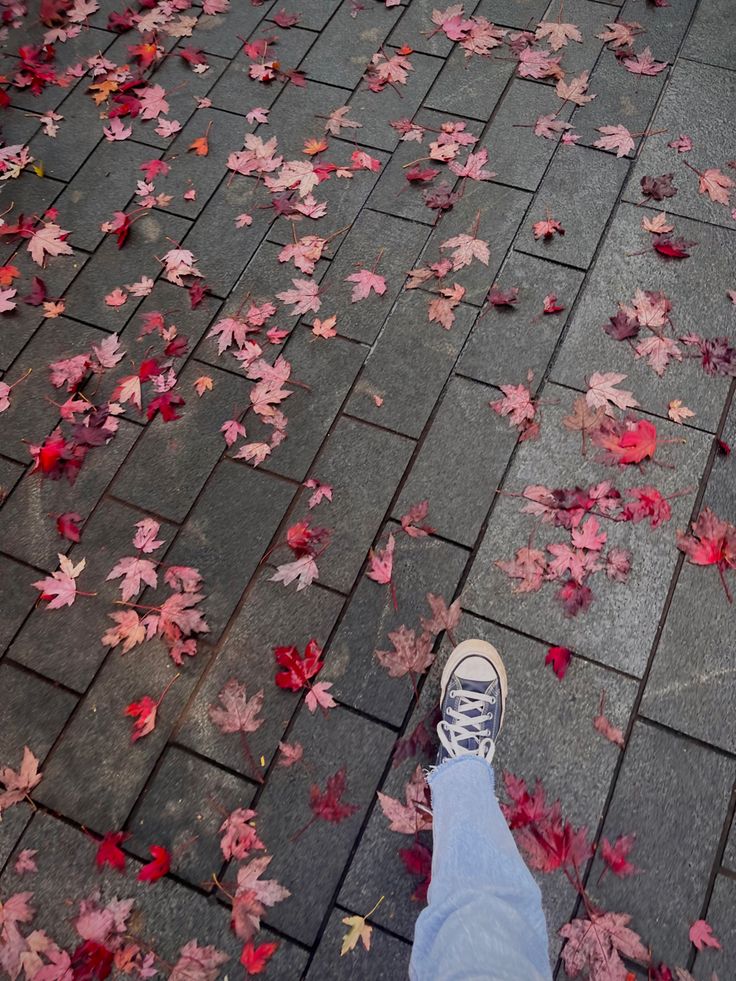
[455,675,495,695]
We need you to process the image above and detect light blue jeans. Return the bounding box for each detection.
[409,756,552,981]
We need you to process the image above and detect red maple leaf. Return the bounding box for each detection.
[599,834,639,879]
[137,844,170,882]
[292,767,359,840]
[95,831,129,872]
[240,940,278,975]
[545,646,572,679]
[399,840,432,902]
[677,507,736,601]
[70,940,114,981]
[273,640,323,691]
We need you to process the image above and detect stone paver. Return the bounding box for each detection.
[8,498,176,692]
[0,661,78,762]
[316,208,430,344]
[64,210,193,331]
[457,250,584,390]
[589,722,734,966]
[345,291,477,437]
[393,375,519,547]
[551,204,736,430]
[463,383,712,676]
[286,415,414,592]
[127,745,255,890]
[421,178,532,306]
[694,875,736,980]
[176,568,344,777]
[682,0,736,69]
[624,60,736,228]
[2,1,735,974]
[306,908,411,979]
[111,361,252,523]
[252,704,395,945]
[300,2,402,89]
[514,143,628,269]
[321,522,467,726]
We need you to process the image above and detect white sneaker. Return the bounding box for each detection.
[435,639,507,766]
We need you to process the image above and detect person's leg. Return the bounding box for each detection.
[408,640,552,981]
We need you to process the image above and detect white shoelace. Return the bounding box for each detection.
[437,686,498,762]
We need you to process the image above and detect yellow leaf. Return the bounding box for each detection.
[32,162,44,177]
[340,915,372,956]
[339,896,383,956]
[668,399,695,424]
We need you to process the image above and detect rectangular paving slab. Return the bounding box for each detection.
[0,661,78,762]
[175,568,344,778]
[345,291,477,438]
[366,109,482,225]
[457,250,584,390]
[682,0,736,71]
[54,140,159,253]
[423,17,515,122]
[618,0,699,60]
[315,208,430,344]
[126,745,256,891]
[306,907,412,979]
[321,522,468,727]
[159,459,296,640]
[393,375,519,547]
[8,498,176,693]
[0,316,127,463]
[694,874,736,980]
[550,203,736,431]
[419,178,532,307]
[111,360,253,523]
[180,176,275,299]
[347,51,444,152]
[588,721,734,966]
[248,79,353,160]
[64,210,193,332]
[251,703,395,945]
[0,417,139,571]
[514,143,628,269]
[189,0,275,57]
[570,49,669,156]
[478,78,573,192]
[265,144,390,248]
[285,415,414,592]
[623,59,736,229]
[0,250,87,372]
[0,554,36,656]
[462,381,712,676]
[35,639,206,831]
[300,0,402,89]
[240,327,367,482]
[639,399,736,754]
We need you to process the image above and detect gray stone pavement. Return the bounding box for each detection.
[0,0,735,978]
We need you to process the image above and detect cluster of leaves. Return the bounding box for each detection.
[100,519,209,664]
[602,288,736,379]
[677,507,736,602]
[496,476,684,616]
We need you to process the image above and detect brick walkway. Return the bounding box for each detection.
[1,0,736,977]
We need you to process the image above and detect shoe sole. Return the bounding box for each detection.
[440,638,508,733]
